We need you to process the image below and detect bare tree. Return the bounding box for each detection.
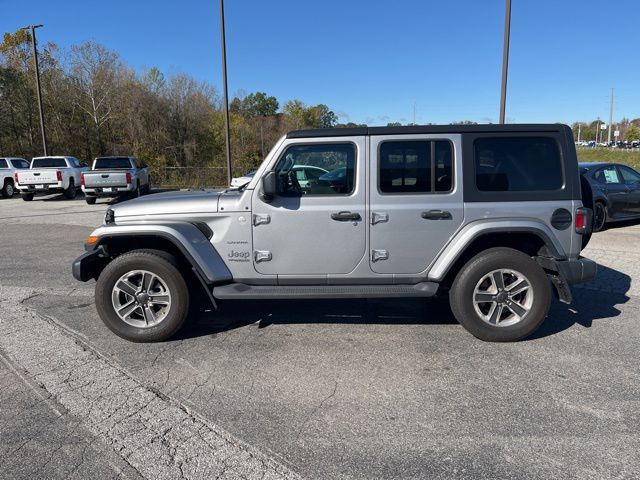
[69,42,120,154]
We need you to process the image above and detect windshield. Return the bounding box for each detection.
[32,158,67,168]
[94,157,133,169]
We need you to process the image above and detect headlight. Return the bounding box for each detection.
[105,208,115,225]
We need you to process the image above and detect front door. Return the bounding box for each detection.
[593,165,630,218]
[251,137,367,276]
[617,165,640,215]
[369,134,464,274]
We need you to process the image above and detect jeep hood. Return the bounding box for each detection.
[111,190,221,218]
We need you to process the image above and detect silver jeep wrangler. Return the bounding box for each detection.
[72,124,596,342]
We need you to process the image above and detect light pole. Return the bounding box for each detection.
[218,0,232,185]
[22,24,48,155]
[499,0,512,124]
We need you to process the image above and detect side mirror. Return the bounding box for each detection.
[260,170,277,202]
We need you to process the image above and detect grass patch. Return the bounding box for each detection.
[577,148,640,170]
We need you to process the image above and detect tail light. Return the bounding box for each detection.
[81,173,85,186]
[14,172,19,184]
[125,172,132,184]
[56,170,62,182]
[575,207,592,234]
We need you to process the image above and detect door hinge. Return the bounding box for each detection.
[371,211,389,225]
[253,214,271,226]
[371,249,389,262]
[254,250,272,263]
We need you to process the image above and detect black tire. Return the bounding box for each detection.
[21,192,34,201]
[85,196,97,205]
[95,250,190,342]
[63,179,77,199]
[449,247,551,342]
[593,201,607,232]
[1,180,14,198]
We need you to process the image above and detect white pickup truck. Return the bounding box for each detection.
[16,156,89,201]
[0,157,30,198]
[81,156,150,205]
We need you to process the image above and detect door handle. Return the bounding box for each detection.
[421,210,452,220]
[331,211,362,221]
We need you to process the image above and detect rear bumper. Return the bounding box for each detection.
[555,257,597,285]
[72,249,105,282]
[537,256,597,285]
[83,184,135,196]
[18,182,64,193]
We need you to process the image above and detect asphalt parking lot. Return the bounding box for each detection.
[1,193,639,479]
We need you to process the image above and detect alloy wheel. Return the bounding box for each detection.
[473,269,534,327]
[111,270,172,328]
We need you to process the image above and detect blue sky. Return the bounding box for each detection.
[2,0,639,125]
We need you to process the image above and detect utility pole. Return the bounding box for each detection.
[218,0,232,184]
[577,123,581,143]
[607,87,614,145]
[22,24,48,156]
[595,119,600,143]
[499,0,512,124]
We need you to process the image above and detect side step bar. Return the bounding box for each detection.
[213,282,439,300]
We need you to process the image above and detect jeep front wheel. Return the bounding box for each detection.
[449,247,551,342]
[95,250,189,342]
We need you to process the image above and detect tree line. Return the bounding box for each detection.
[0,30,345,184]
[572,119,640,143]
[4,28,639,187]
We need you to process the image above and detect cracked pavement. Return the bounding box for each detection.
[1,195,640,479]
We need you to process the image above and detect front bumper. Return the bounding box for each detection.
[72,248,106,282]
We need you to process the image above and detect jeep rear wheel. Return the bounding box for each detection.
[449,247,551,342]
[95,250,189,342]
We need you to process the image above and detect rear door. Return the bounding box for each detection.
[369,134,464,274]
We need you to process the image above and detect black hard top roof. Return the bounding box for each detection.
[286,123,569,139]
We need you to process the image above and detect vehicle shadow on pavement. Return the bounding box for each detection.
[527,264,630,340]
[175,296,458,341]
[177,263,631,342]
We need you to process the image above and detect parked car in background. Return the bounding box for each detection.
[82,156,150,205]
[230,170,257,188]
[16,156,89,201]
[580,162,640,231]
[231,165,328,189]
[0,157,30,198]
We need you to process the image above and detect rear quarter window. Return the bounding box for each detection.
[474,137,563,192]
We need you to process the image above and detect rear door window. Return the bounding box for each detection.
[378,140,453,194]
[0,159,7,169]
[11,159,29,169]
[474,137,563,191]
